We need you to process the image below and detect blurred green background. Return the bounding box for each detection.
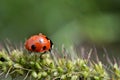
[0,0,120,59]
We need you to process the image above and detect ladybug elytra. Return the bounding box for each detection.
[25,33,53,53]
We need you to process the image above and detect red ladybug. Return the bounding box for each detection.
[25,33,53,53]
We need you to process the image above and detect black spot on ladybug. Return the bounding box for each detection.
[31,45,36,50]
[42,46,46,50]
[0,57,6,62]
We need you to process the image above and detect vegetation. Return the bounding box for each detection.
[0,46,119,80]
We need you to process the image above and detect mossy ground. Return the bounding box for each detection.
[0,45,119,80]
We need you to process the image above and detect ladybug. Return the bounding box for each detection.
[25,33,53,53]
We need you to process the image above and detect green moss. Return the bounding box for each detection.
[0,48,119,80]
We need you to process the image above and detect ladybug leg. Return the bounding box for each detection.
[39,52,46,59]
[48,49,52,53]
